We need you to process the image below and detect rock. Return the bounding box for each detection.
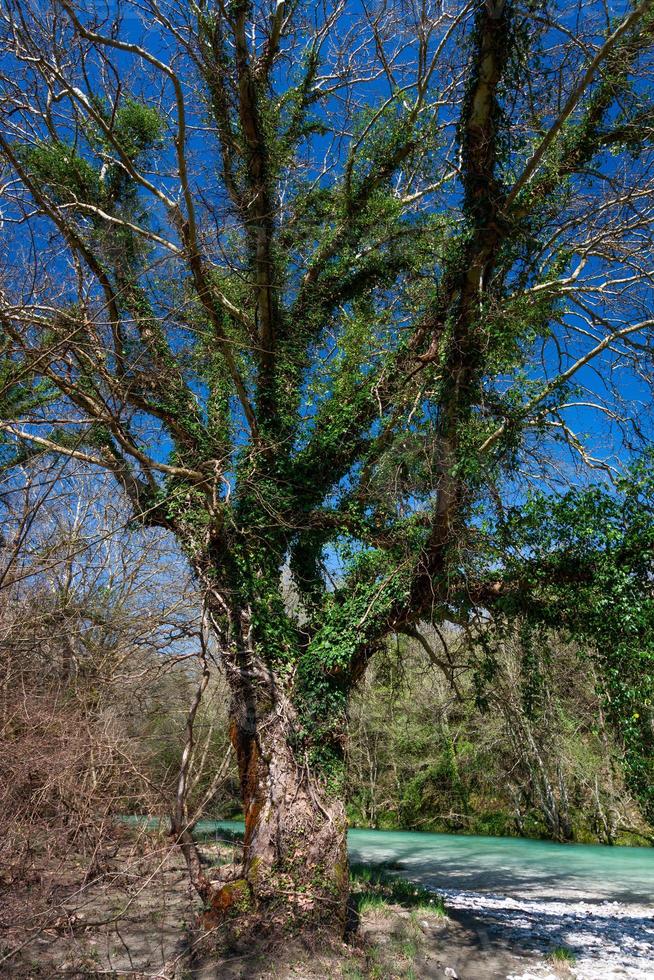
[444,969,458,978]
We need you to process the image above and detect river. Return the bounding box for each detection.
[198,820,654,904]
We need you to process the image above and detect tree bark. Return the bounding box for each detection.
[202,645,349,935]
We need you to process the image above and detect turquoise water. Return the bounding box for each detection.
[199,821,654,905]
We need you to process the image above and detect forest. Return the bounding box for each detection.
[1,0,654,977]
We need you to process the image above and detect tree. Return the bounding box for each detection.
[346,627,647,844]
[0,0,653,932]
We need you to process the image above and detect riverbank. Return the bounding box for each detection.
[347,823,654,978]
[3,823,653,978]
[0,833,549,978]
[443,889,653,980]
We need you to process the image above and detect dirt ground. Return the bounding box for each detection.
[0,830,561,980]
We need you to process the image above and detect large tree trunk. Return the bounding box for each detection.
[203,654,349,935]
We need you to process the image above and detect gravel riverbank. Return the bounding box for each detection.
[439,887,654,979]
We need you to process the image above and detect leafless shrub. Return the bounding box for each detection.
[0,464,234,964]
